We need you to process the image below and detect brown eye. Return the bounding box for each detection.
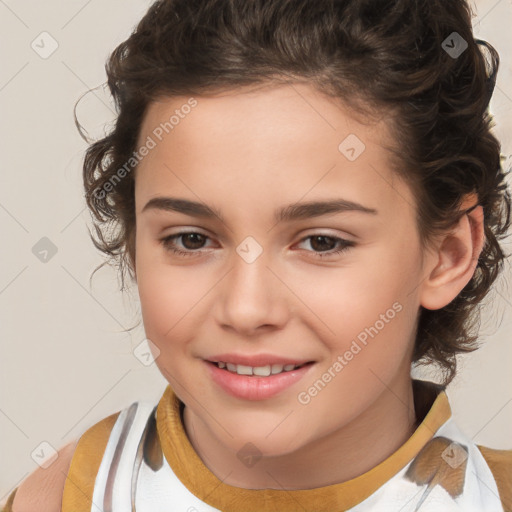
[309,235,338,252]
[179,233,207,250]
[297,234,355,258]
[160,231,212,257]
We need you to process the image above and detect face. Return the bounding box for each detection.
[133,83,428,457]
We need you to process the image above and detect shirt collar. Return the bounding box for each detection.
[156,379,451,511]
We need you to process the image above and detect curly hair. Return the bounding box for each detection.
[79,0,511,385]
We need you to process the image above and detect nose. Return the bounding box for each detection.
[216,245,289,336]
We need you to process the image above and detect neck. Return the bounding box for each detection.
[183,376,418,490]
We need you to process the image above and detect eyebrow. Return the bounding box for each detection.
[141,196,378,223]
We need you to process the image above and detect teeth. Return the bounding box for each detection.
[216,361,302,376]
[271,364,284,374]
[253,365,271,376]
[236,364,253,376]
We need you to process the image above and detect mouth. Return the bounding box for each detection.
[205,359,316,401]
[207,360,314,377]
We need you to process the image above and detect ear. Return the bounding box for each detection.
[420,197,484,311]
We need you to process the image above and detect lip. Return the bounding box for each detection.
[205,360,315,401]
[207,353,313,367]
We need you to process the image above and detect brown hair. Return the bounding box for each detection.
[79,0,511,385]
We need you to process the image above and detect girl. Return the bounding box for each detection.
[4,0,511,510]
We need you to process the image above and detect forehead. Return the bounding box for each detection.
[134,83,414,220]
[137,82,388,151]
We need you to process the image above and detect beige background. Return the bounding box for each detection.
[0,0,511,501]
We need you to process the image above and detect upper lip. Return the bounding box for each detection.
[206,353,314,367]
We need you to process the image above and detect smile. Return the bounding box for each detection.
[213,361,307,376]
[205,360,315,400]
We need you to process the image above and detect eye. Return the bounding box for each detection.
[295,234,355,259]
[160,231,355,259]
[160,231,213,258]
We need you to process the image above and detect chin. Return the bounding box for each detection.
[228,426,307,459]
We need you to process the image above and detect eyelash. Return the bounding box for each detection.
[159,231,355,259]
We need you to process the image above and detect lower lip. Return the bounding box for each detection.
[205,361,315,401]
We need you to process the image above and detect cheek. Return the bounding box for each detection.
[135,244,214,350]
[298,255,413,330]
[297,242,421,371]
[137,269,194,378]
[138,271,190,340]
[135,243,180,339]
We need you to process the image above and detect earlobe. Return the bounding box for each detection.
[420,202,484,311]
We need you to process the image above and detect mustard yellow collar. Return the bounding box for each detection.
[155,379,451,512]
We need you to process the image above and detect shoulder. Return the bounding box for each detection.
[10,439,79,512]
[10,409,123,512]
[6,396,161,512]
[477,445,512,512]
